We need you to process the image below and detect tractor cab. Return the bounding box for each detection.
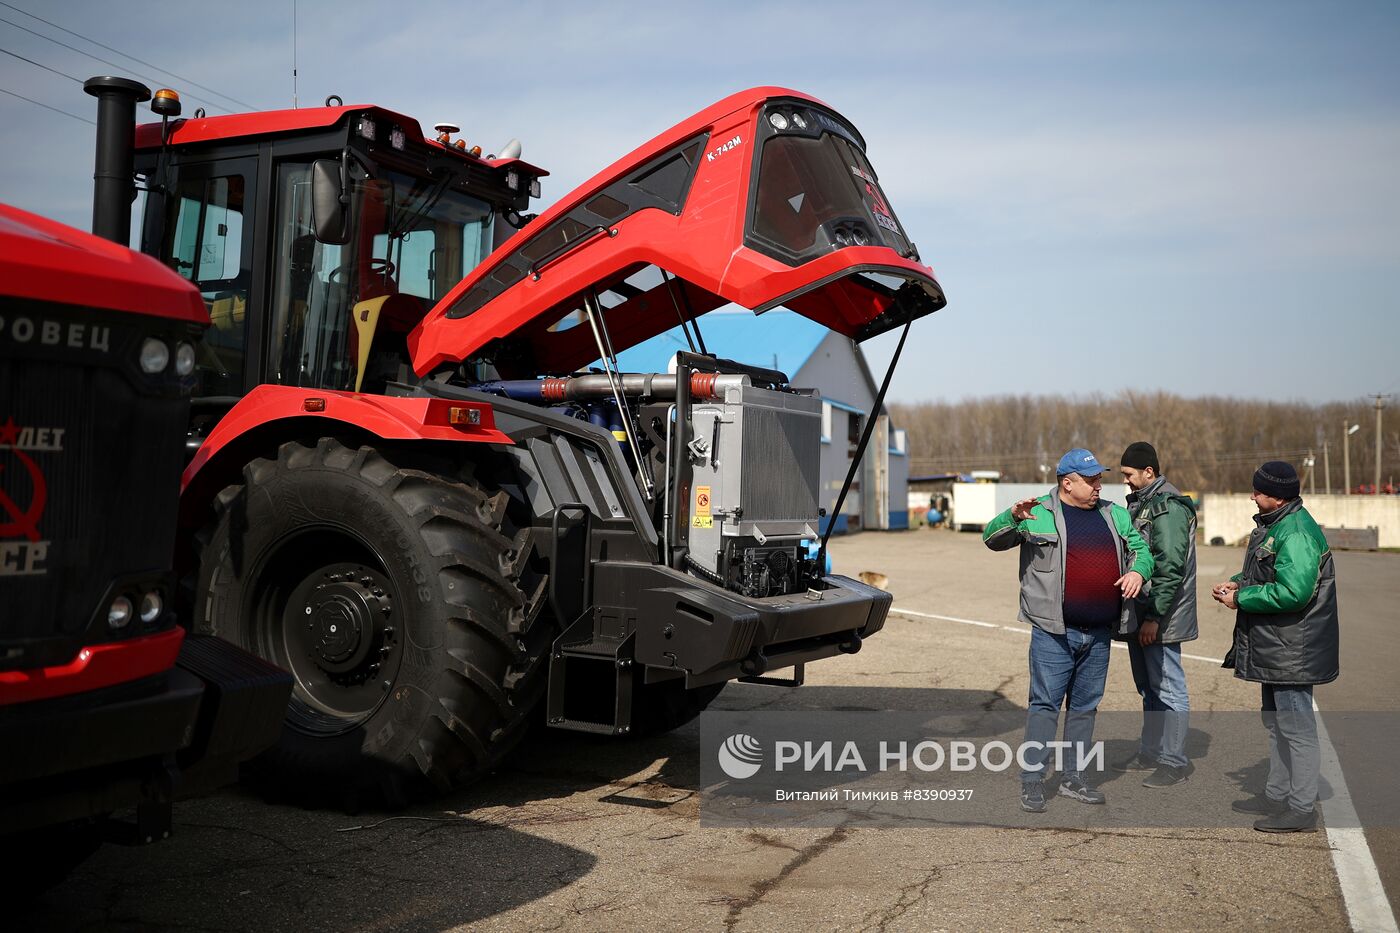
[127,94,543,416]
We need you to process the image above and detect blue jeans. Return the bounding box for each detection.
[1262,684,1319,813]
[1021,625,1112,782]
[1127,640,1190,768]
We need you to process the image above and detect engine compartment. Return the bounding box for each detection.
[471,352,826,599]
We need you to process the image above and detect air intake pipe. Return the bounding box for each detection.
[84,76,151,244]
[476,371,750,403]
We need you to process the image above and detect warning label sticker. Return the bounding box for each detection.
[692,486,713,528]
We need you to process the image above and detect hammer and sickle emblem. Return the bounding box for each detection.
[0,423,48,542]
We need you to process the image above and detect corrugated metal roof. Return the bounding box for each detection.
[602,309,830,378]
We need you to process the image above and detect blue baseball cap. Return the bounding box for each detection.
[1056,448,1103,477]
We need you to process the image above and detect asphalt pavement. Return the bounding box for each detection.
[21,530,1397,932]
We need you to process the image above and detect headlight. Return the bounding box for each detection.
[139,590,164,625]
[768,112,790,131]
[140,338,170,374]
[175,341,196,376]
[790,111,808,129]
[108,595,133,629]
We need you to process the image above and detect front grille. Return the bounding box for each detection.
[1,298,193,670]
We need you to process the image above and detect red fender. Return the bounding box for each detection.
[181,384,509,493]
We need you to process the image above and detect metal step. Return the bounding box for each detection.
[546,614,635,735]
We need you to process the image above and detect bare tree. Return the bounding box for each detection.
[892,394,1393,493]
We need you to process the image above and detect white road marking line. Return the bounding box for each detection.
[889,608,998,628]
[1314,699,1400,933]
[893,606,1227,662]
[888,602,1396,932]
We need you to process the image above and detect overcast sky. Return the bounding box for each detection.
[2,1,1397,404]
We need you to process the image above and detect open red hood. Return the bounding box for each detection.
[409,87,945,378]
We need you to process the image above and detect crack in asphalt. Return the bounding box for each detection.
[859,864,942,932]
[721,825,851,931]
[743,830,804,854]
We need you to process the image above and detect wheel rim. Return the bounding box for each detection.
[248,530,403,736]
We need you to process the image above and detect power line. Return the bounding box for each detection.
[0,14,232,115]
[0,0,257,111]
[0,84,92,123]
[0,44,82,82]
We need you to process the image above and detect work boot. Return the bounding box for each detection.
[1254,808,1319,833]
[1057,776,1106,805]
[1112,752,1156,772]
[1231,793,1289,816]
[1142,765,1189,788]
[1020,780,1047,813]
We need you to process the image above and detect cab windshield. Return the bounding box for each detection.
[268,163,494,392]
[748,115,913,265]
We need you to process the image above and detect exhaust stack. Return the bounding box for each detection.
[83,76,151,244]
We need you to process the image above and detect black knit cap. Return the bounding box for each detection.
[1253,460,1300,500]
[1120,441,1160,473]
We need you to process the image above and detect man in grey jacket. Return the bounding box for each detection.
[1211,461,1339,833]
[983,448,1153,814]
[1115,442,1197,789]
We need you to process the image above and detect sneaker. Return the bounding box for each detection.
[1057,776,1106,805]
[1112,752,1157,772]
[1020,780,1047,813]
[1142,765,1189,788]
[1231,793,1289,816]
[1254,808,1319,833]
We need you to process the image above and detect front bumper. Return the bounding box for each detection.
[0,635,291,833]
[593,562,891,687]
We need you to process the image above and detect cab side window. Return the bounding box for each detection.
[166,174,248,396]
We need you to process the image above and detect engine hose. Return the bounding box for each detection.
[684,554,726,587]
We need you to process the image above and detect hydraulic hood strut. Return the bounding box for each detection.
[817,319,912,575]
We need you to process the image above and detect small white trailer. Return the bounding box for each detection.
[950,481,1128,531]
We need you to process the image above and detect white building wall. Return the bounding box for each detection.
[1203,494,1400,547]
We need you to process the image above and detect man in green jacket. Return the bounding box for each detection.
[1211,461,1339,833]
[1115,442,1197,789]
[983,448,1153,813]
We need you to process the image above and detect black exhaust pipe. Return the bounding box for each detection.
[83,76,151,244]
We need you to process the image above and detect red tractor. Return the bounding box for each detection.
[0,191,290,892]
[75,75,946,807]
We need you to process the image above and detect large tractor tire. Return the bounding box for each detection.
[195,438,547,807]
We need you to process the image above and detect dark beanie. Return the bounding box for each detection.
[1254,461,1300,500]
[1120,441,1160,473]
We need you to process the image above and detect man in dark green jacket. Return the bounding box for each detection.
[1115,442,1197,789]
[1212,461,1339,833]
[984,448,1153,813]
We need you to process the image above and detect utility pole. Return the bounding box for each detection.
[1304,451,1316,496]
[1344,420,1360,495]
[1323,440,1331,495]
[1375,395,1387,495]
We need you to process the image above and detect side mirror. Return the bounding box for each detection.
[311,159,350,244]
